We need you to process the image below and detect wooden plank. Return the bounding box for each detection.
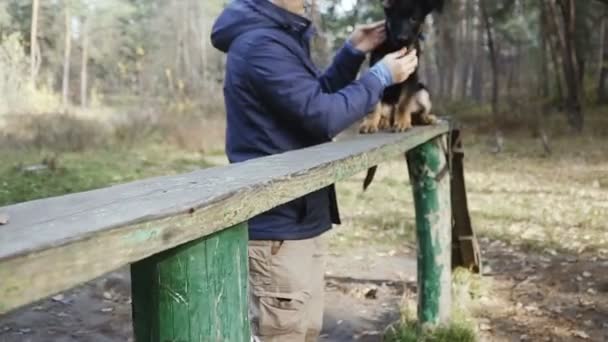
[406,135,452,327]
[130,223,249,342]
[449,129,482,273]
[0,124,449,314]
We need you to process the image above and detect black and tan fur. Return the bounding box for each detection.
[360,0,444,190]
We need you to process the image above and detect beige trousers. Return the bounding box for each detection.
[248,236,325,342]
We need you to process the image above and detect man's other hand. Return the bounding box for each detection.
[349,21,386,54]
[381,48,418,84]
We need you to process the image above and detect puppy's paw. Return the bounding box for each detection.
[359,121,379,134]
[378,115,391,130]
[419,114,438,125]
[392,118,412,132]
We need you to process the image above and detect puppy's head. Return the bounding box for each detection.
[382,0,444,48]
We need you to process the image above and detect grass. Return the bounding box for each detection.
[382,267,486,342]
[0,144,210,206]
[385,320,477,342]
[328,105,608,257]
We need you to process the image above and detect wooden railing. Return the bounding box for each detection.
[0,122,480,340]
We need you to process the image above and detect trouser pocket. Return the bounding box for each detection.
[257,291,307,336]
[248,239,317,338]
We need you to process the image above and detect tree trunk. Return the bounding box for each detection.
[435,1,456,101]
[480,0,502,152]
[62,5,72,108]
[538,10,552,155]
[471,2,484,103]
[480,2,498,114]
[540,12,551,102]
[546,0,584,131]
[543,2,566,109]
[196,1,208,85]
[30,0,40,84]
[432,18,445,98]
[80,17,89,108]
[599,12,608,104]
[460,0,473,100]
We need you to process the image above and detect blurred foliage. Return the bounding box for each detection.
[0,0,226,116]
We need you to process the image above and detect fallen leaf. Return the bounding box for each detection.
[51,294,66,303]
[479,323,492,331]
[572,330,589,339]
[364,287,378,299]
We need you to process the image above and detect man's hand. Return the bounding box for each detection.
[349,21,386,54]
[381,48,418,84]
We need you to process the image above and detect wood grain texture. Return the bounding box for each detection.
[0,123,448,314]
[449,129,482,273]
[406,135,452,326]
[131,223,249,342]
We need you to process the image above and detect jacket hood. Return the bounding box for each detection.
[211,0,312,53]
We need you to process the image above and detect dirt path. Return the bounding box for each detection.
[475,239,608,342]
[0,247,416,342]
[321,248,416,341]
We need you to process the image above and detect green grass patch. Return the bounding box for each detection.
[385,319,477,342]
[0,145,210,206]
[384,268,485,342]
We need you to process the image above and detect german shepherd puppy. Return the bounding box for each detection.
[360,0,444,190]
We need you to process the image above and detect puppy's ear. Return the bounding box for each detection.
[382,0,393,8]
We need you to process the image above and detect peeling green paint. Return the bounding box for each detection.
[407,136,451,327]
[131,223,250,342]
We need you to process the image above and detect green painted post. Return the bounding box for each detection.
[130,223,250,342]
[406,135,452,327]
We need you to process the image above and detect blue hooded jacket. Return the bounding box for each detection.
[211,0,386,240]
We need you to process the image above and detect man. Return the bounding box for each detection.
[211,0,417,340]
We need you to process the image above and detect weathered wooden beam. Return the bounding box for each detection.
[0,124,449,315]
[406,135,452,327]
[449,129,481,273]
[131,223,250,342]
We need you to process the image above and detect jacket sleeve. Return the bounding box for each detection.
[318,42,367,93]
[246,37,385,140]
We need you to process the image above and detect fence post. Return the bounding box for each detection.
[130,223,250,342]
[406,135,452,327]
